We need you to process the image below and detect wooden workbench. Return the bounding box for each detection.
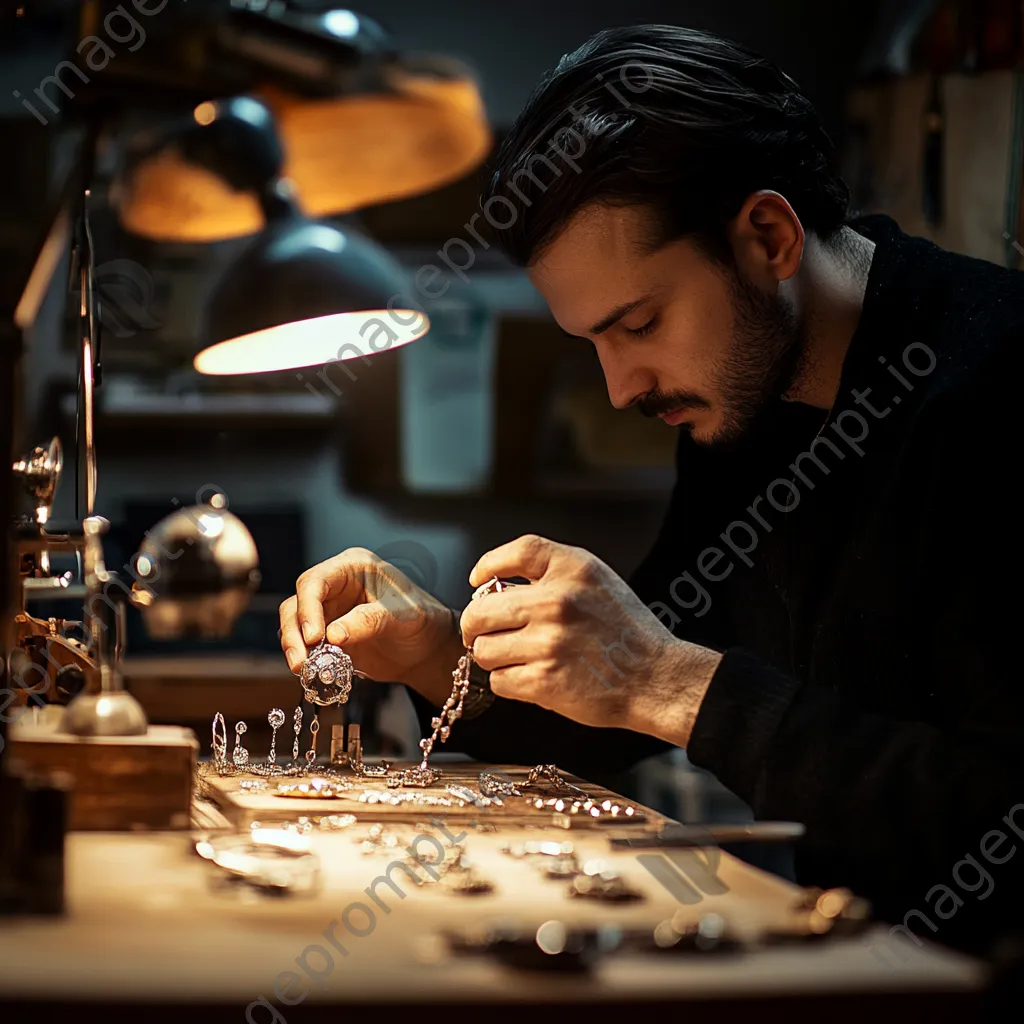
[0,762,986,1022]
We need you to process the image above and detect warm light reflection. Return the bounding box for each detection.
[194,101,216,126]
[197,513,224,539]
[194,310,430,375]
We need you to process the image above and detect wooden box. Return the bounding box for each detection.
[7,725,197,831]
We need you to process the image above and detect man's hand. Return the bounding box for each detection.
[278,548,463,705]
[460,534,721,746]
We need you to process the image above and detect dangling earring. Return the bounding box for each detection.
[233,721,249,767]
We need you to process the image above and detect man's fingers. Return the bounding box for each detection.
[488,664,535,701]
[295,572,329,645]
[278,596,306,673]
[460,589,531,646]
[469,534,558,587]
[471,629,530,672]
[326,601,391,649]
[294,550,373,645]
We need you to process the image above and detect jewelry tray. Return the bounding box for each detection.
[203,761,663,833]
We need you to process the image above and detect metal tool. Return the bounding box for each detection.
[610,821,805,850]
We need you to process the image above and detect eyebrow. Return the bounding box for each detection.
[588,295,652,336]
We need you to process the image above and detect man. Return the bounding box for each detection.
[280,26,1024,952]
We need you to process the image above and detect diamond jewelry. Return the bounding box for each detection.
[212,712,228,767]
[386,765,441,788]
[524,764,588,799]
[276,777,351,799]
[267,708,285,764]
[305,714,320,767]
[567,862,643,902]
[233,721,250,767]
[299,640,367,706]
[479,771,522,798]
[350,758,392,778]
[251,814,357,835]
[413,577,516,776]
[446,784,500,808]
[292,706,303,766]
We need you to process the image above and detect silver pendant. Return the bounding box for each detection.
[300,641,356,706]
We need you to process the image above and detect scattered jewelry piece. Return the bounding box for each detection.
[292,706,303,766]
[440,861,493,895]
[233,721,250,767]
[352,790,459,808]
[299,641,363,706]
[479,771,522,798]
[350,758,392,778]
[446,784,500,808]
[305,714,320,767]
[357,823,409,855]
[238,779,269,793]
[524,764,588,799]
[500,839,580,878]
[500,840,576,859]
[526,794,642,821]
[251,814,357,835]
[387,765,442,788]
[567,861,644,902]
[276,777,351,799]
[267,708,285,764]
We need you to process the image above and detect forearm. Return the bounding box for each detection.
[399,611,466,706]
[627,639,722,749]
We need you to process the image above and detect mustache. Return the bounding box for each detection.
[636,389,711,418]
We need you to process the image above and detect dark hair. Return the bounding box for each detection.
[483,25,850,266]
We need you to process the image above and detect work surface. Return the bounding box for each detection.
[0,761,986,1022]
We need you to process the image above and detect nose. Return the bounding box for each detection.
[595,344,652,410]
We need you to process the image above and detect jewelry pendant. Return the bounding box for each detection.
[305,714,320,768]
[212,712,228,767]
[233,721,250,767]
[299,641,356,706]
[292,706,303,766]
[267,708,285,765]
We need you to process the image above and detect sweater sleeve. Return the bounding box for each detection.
[686,644,1024,952]
[687,360,1024,952]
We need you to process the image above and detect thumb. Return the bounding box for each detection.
[326,601,390,647]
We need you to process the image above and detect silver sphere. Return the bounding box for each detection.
[63,691,148,737]
[130,500,261,639]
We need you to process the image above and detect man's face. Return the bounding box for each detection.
[528,202,804,447]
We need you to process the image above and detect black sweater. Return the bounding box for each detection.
[412,215,1024,951]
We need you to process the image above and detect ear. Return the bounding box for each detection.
[726,191,804,286]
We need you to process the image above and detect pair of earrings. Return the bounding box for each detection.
[221,706,320,768]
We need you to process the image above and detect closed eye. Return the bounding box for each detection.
[627,316,658,338]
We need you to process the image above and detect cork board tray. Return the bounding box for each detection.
[203,761,666,832]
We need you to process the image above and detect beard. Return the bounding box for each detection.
[637,265,806,449]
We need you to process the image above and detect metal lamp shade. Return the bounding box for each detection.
[115,60,490,243]
[195,216,428,375]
